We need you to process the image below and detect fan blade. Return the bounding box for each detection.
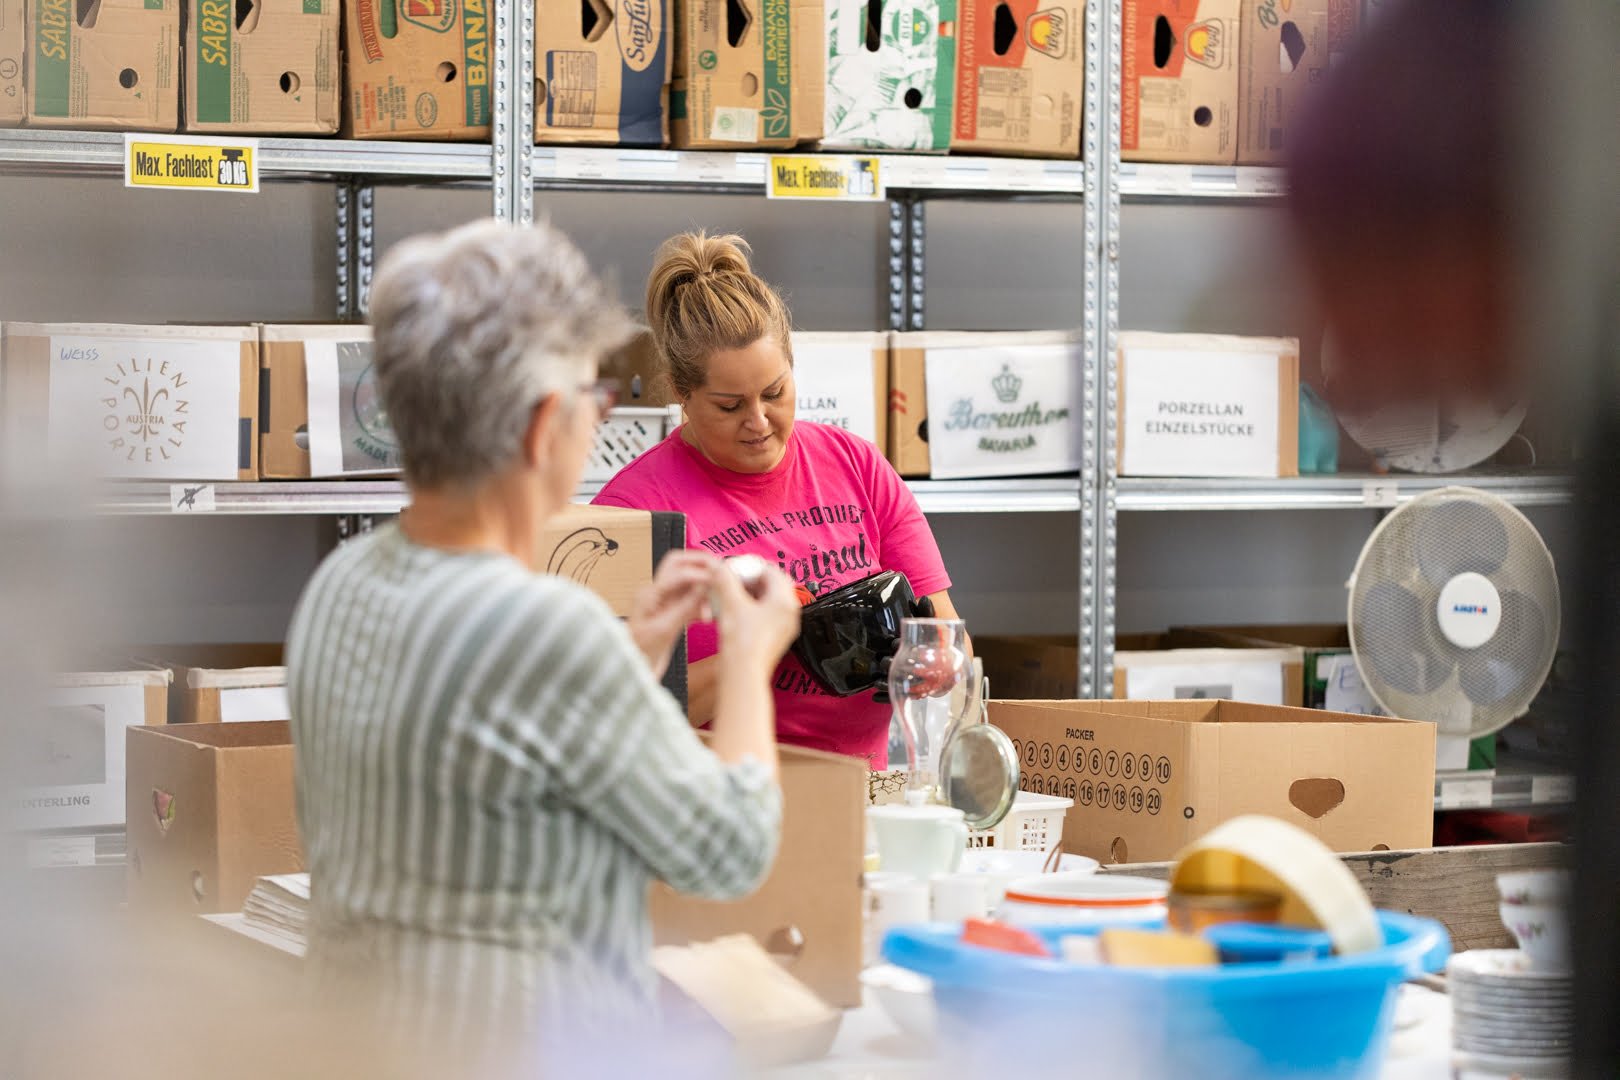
[1457,590,1550,708]
[1355,581,1452,695]
[1413,498,1511,586]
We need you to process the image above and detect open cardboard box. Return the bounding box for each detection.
[1122,0,1240,164]
[184,0,340,133]
[126,719,302,914]
[1,0,22,126]
[26,0,180,130]
[651,742,865,1007]
[990,698,1435,865]
[670,0,823,148]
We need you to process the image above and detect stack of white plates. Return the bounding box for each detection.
[1449,950,1573,1079]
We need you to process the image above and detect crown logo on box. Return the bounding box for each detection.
[992,364,1022,403]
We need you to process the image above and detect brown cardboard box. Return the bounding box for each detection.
[793,331,887,451]
[887,339,929,476]
[258,324,396,480]
[1,0,23,126]
[990,698,1435,864]
[1236,0,1356,164]
[540,504,658,617]
[670,0,823,149]
[535,0,670,145]
[887,331,1084,479]
[126,720,302,914]
[185,0,341,133]
[951,0,1084,157]
[1116,331,1299,478]
[342,0,491,139]
[0,323,258,481]
[1170,623,1351,708]
[14,670,169,832]
[820,0,954,152]
[1122,0,1240,163]
[26,0,179,130]
[976,632,1306,706]
[651,742,864,1007]
[140,643,288,724]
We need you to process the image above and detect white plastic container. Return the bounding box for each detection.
[968,790,1074,852]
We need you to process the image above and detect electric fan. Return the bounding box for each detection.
[1348,487,1560,740]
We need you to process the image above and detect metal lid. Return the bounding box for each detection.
[939,722,1020,831]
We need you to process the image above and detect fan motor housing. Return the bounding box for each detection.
[1436,572,1503,650]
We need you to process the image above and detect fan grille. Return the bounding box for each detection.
[1349,488,1560,738]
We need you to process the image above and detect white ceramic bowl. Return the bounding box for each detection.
[1498,902,1571,974]
[860,964,936,1041]
[957,848,1100,908]
[997,872,1169,928]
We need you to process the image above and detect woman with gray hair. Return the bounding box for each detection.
[285,219,801,1062]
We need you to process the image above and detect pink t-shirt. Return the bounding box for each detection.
[593,422,950,768]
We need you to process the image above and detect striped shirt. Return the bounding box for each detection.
[286,522,781,1044]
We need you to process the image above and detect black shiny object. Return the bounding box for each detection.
[792,570,926,698]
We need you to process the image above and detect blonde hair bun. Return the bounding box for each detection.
[646,230,792,398]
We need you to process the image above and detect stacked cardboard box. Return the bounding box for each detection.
[259,324,399,480]
[343,0,492,138]
[1236,0,1356,164]
[821,0,955,152]
[1,0,22,126]
[951,0,1084,157]
[536,0,671,144]
[26,0,181,130]
[1116,331,1299,478]
[671,0,823,148]
[0,323,259,481]
[1122,0,1240,163]
[888,330,1082,479]
[185,0,341,133]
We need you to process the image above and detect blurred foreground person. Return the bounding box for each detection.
[286,220,802,1068]
[1290,1,1618,1074]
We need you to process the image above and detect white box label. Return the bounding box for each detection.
[27,835,97,868]
[1123,659,1285,705]
[14,683,145,830]
[1121,346,1282,477]
[47,336,243,480]
[219,685,291,724]
[923,342,1082,480]
[305,339,399,477]
[1531,775,1575,806]
[793,340,880,445]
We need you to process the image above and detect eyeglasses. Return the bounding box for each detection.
[579,380,619,413]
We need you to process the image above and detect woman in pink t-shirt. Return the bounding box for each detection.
[594,232,961,769]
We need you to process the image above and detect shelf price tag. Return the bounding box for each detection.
[125,133,259,193]
[1361,480,1399,507]
[1437,777,1494,810]
[1531,775,1575,805]
[767,155,883,200]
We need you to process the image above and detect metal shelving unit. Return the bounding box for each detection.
[1117,162,1286,201]
[93,478,1083,517]
[1115,474,1575,512]
[0,130,493,181]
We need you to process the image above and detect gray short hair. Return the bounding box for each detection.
[369,219,633,489]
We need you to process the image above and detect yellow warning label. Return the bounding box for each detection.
[124,135,259,193]
[767,155,883,200]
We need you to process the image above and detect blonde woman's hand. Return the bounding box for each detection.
[711,560,801,670]
[628,550,719,680]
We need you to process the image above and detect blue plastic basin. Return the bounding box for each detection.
[882,911,1450,1080]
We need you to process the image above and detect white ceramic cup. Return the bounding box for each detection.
[1498,901,1571,974]
[930,872,992,923]
[868,804,968,881]
[865,873,931,966]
